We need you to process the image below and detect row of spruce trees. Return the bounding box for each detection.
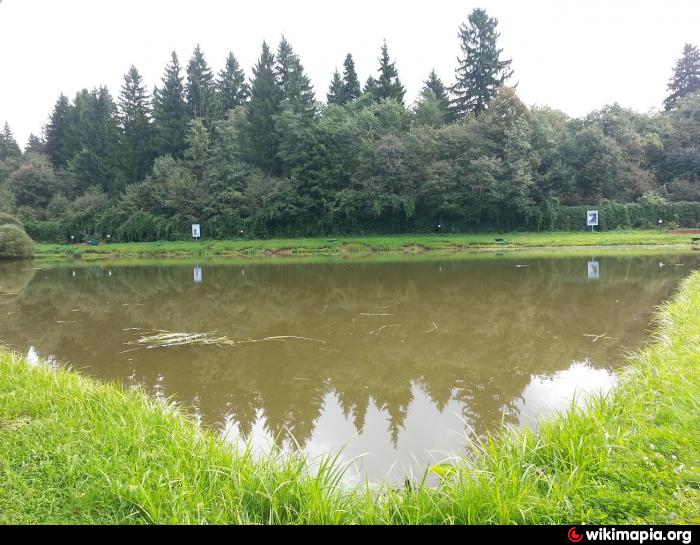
[1,9,700,241]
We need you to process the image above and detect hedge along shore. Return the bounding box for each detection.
[33,230,699,261]
[1,274,699,524]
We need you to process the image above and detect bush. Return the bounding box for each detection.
[0,212,23,229]
[0,224,34,259]
[23,220,66,243]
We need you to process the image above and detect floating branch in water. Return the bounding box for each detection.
[583,332,620,343]
[125,331,326,350]
[422,322,438,334]
[360,312,396,317]
[369,324,401,336]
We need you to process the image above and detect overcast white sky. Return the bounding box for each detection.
[0,0,698,146]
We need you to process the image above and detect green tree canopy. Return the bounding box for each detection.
[246,41,283,174]
[0,123,21,162]
[342,54,361,104]
[452,8,513,117]
[216,52,250,113]
[118,65,156,183]
[371,41,405,105]
[45,94,73,168]
[186,45,216,120]
[327,70,345,105]
[664,43,700,111]
[153,52,189,158]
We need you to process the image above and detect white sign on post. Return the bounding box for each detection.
[587,210,599,228]
[192,224,201,240]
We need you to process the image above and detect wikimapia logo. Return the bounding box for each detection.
[567,527,693,544]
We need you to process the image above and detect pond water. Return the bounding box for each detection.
[0,252,697,481]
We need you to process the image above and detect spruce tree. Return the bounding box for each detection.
[246,41,283,173]
[118,65,156,182]
[327,70,345,105]
[0,123,21,161]
[217,52,250,113]
[363,76,379,98]
[45,94,73,168]
[285,58,316,117]
[422,69,451,119]
[275,37,316,117]
[374,41,405,104]
[275,37,297,95]
[153,52,189,157]
[341,53,361,103]
[25,134,46,154]
[186,44,215,120]
[664,43,700,111]
[66,87,121,194]
[451,8,513,117]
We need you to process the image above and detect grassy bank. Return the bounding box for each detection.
[34,230,695,261]
[1,275,700,524]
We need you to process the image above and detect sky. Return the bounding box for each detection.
[0,0,698,146]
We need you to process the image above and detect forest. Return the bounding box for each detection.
[1,9,699,242]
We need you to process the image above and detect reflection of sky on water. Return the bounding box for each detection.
[514,361,616,429]
[219,362,615,482]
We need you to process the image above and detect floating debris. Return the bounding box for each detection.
[422,322,438,334]
[369,324,401,336]
[124,330,326,350]
[583,332,619,343]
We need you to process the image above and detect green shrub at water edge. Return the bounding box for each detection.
[0,224,34,259]
[0,212,23,229]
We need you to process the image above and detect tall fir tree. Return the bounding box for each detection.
[451,8,513,117]
[186,44,215,120]
[664,43,700,111]
[45,94,73,168]
[373,41,405,104]
[422,69,451,118]
[0,123,21,161]
[285,58,316,117]
[217,52,250,113]
[363,76,379,98]
[25,134,46,154]
[118,65,156,183]
[275,37,297,94]
[246,41,283,173]
[65,87,121,195]
[275,37,316,117]
[341,53,361,104]
[327,70,345,105]
[153,52,189,157]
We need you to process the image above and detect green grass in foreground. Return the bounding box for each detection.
[1,275,700,524]
[34,230,694,261]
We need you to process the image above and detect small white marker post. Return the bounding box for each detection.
[192,223,201,241]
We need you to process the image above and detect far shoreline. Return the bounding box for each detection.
[31,230,700,262]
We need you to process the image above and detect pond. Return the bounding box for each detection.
[0,251,697,481]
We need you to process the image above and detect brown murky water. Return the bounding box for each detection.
[0,252,697,481]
